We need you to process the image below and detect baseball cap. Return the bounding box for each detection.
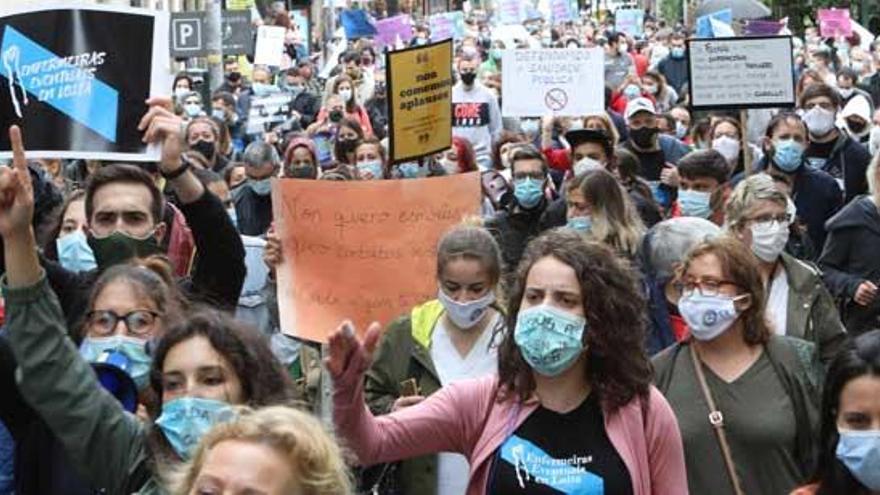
[625,97,658,120]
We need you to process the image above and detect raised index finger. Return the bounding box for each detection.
[9,125,25,172]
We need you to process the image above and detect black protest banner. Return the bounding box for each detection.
[0,5,170,161]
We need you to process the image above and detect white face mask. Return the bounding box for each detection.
[750,220,790,262]
[437,288,495,329]
[678,293,744,341]
[839,87,855,99]
[618,42,629,55]
[802,106,837,136]
[573,157,604,176]
[339,88,353,102]
[712,136,741,162]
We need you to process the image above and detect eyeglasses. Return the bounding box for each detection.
[746,213,792,225]
[678,279,741,297]
[87,310,161,337]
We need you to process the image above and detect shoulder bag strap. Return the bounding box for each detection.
[689,344,746,495]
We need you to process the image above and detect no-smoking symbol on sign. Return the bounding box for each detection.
[544,88,568,111]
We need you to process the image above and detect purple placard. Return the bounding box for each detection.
[375,15,413,48]
[744,19,783,36]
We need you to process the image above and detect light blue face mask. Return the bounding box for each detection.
[211,108,226,121]
[513,177,544,209]
[397,161,422,179]
[514,304,586,377]
[357,161,385,180]
[772,139,805,173]
[624,84,642,99]
[836,429,880,490]
[671,47,686,59]
[155,397,235,460]
[80,335,152,389]
[521,119,540,136]
[678,189,713,218]
[251,82,276,97]
[566,215,593,233]
[184,104,202,118]
[56,230,97,273]
[248,178,273,196]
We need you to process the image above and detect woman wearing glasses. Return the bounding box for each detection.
[724,174,846,366]
[653,236,821,495]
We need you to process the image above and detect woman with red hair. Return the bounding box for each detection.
[436,136,478,175]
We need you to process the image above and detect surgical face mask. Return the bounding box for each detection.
[772,139,805,172]
[566,215,592,233]
[357,160,384,180]
[211,108,226,121]
[251,82,275,97]
[671,47,686,59]
[521,119,540,136]
[56,230,97,273]
[836,429,880,490]
[573,157,604,175]
[440,159,459,175]
[437,288,495,329]
[80,335,152,389]
[88,230,162,268]
[712,136,741,162]
[678,189,713,218]
[644,83,659,95]
[248,177,273,196]
[750,220,790,262]
[514,304,586,377]
[802,106,837,136]
[678,292,743,341]
[851,61,865,73]
[675,120,689,139]
[397,161,422,179]
[618,42,629,55]
[155,397,235,460]
[338,88,353,102]
[623,84,642,99]
[174,87,190,99]
[568,120,584,131]
[513,177,544,209]
[184,103,202,118]
[839,87,855,99]
[191,140,216,161]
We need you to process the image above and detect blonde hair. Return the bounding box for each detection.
[583,113,620,147]
[570,170,645,257]
[170,406,352,495]
[724,173,788,231]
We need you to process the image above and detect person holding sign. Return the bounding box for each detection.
[800,83,871,203]
[328,229,687,495]
[364,225,505,495]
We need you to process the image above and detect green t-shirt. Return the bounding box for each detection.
[659,350,803,495]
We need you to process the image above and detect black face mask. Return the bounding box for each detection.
[191,140,216,161]
[288,165,316,179]
[460,72,477,86]
[329,110,344,123]
[847,118,868,134]
[226,71,242,83]
[336,138,358,156]
[630,127,659,149]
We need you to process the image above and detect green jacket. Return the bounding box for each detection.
[3,276,164,494]
[364,300,445,495]
[780,253,847,366]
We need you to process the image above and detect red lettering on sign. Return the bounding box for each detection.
[454,103,481,119]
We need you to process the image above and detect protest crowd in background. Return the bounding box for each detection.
[2,0,880,494]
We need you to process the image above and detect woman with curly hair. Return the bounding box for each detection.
[171,406,352,495]
[327,229,687,494]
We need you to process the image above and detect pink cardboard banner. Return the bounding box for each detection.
[818,8,852,38]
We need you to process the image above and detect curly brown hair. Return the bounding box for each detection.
[497,229,652,412]
[677,236,771,346]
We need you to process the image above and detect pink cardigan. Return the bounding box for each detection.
[333,351,688,495]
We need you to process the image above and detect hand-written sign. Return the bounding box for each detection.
[501,48,604,117]
[272,173,482,342]
[387,39,454,163]
[687,36,795,110]
[818,9,852,38]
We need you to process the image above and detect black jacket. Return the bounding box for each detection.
[859,72,880,109]
[485,201,548,289]
[291,90,321,130]
[0,190,245,495]
[232,185,273,237]
[756,156,843,254]
[818,133,871,204]
[818,195,880,334]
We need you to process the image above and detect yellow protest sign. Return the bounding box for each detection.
[386,39,454,163]
[272,173,481,343]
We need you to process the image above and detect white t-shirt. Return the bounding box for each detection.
[430,312,500,495]
[766,267,790,336]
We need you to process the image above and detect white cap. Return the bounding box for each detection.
[625,97,657,120]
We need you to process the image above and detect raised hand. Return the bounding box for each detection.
[138,96,185,174]
[324,320,382,378]
[0,125,34,239]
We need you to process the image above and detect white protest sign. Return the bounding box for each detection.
[254,25,286,66]
[688,36,795,110]
[501,48,604,117]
